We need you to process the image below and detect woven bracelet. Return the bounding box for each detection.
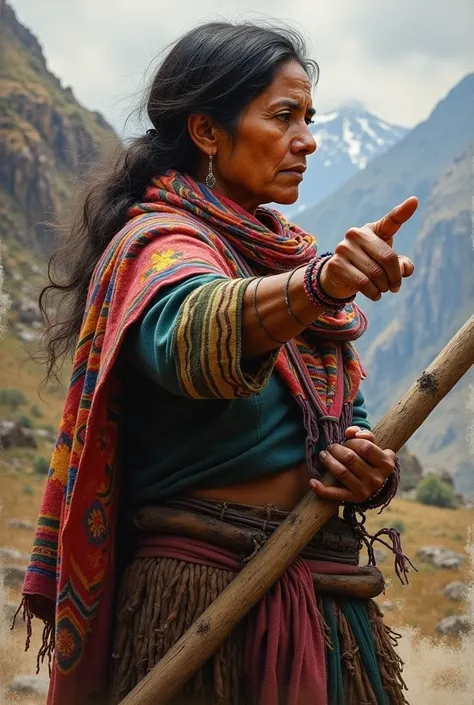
[303,253,355,311]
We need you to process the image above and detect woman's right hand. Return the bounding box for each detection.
[319,196,418,302]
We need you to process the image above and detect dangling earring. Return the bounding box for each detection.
[205,154,216,189]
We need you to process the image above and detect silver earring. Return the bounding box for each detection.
[205,155,216,189]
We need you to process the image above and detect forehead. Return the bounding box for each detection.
[260,60,313,104]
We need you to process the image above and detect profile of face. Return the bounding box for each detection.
[188,60,317,214]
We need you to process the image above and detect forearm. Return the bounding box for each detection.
[241,267,326,358]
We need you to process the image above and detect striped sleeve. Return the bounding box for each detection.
[129,273,279,400]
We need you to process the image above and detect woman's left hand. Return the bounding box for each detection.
[309,426,395,503]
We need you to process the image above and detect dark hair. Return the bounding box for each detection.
[40,21,318,381]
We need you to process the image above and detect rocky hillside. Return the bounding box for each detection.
[291,72,474,496]
[362,144,474,496]
[0,1,119,254]
[0,1,119,359]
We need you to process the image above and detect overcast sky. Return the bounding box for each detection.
[9,0,474,136]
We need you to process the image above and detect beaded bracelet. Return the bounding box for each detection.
[303,252,356,311]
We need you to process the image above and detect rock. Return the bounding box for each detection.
[18,300,41,325]
[424,466,456,488]
[416,546,465,569]
[8,518,34,531]
[443,581,468,602]
[0,546,24,561]
[35,427,55,440]
[3,564,27,589]
[8,675,49,696]
[373,548,388,564]
[398,446,424,491]
[16,328,37,343]
[436,615,471,637]
[0,420,37,449]
[380,600,394,612]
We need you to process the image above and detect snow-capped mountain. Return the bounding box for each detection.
[277,108,409,218]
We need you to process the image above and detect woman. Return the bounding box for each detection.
[21,21,417,705]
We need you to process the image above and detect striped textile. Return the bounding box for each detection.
[21,171,367,705]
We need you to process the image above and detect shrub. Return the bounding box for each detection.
[415,474,458,509]
[19,414,33,428]
[0,388,27,409]
[400,471,420,492]
[33,455,50,475]
[23,485,33,495]
[31,403,43,418]
[390,519,407,534]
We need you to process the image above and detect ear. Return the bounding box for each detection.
[187,114,219,155]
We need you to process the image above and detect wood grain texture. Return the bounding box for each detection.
[120,314,474,705]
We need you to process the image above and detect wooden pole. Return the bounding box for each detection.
[120,313,474,705]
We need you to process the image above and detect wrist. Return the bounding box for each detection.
[304,253,356,311]
[318,258,356,302]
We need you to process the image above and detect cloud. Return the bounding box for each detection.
[8,0,474,132]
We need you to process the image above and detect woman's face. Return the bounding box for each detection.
[193,60,317,214]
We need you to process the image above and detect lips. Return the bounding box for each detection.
[279,165,306,177]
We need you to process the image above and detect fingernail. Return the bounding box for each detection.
[319,450,327,459]
[392,285,400,292]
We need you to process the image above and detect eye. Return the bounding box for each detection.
[276,112,292,123]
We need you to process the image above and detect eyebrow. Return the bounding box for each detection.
[271,99,316,117]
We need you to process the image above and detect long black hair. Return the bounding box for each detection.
[40,20,318,381]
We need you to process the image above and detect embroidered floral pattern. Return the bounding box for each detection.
[56,627,77,659]
[141,249,183,281]
[83,501,107,546]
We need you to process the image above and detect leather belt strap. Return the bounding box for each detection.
[132,501,385,599]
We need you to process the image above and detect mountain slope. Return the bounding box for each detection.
[0,1,119,254]
[293,72,474,357]
[281,108,408,218]
[362,144,474,495]
[295,73,474,260]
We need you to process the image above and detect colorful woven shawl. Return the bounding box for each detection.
[21,171,367,705]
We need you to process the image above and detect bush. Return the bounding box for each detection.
[33,455,50,475]
[19,414,33,428]
[0,387,27,409]
[23,485,34,495]
[415,474,458,509]
[390,519,407,534]
[31,403,43,418]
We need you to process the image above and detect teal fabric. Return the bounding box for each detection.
[321,597,345,705]
[121,273,371,507]
[321,597,390,705]
[342,599,389,704]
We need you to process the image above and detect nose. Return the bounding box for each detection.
[291,124,317,156]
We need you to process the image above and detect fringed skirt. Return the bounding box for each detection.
[109,499,408,705]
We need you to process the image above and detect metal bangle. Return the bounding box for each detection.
[284,265,313,327]
[253,277,287,345]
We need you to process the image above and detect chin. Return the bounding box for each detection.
[269,188,299,206]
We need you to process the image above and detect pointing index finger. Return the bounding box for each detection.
[370,196,419,242]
